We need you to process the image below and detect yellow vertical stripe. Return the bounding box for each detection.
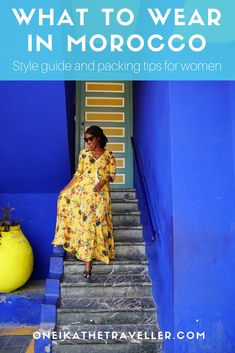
[26,338,34,353]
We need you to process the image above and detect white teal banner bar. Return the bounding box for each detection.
[0,0,234,80]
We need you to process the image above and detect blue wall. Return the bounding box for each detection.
[133,81,174,353]
[170,81,235,353]
[0,81,75,278]
[133,81,235,353]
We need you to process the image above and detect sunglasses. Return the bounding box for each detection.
[84,136,95,143]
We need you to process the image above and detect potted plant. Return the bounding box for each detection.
[0,204,34,293]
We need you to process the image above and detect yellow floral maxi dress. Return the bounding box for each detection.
[52,149,116,264]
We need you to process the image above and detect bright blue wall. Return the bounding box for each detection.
[0,81,75,278]
[133,81,174,353]
[170,81,235,353]
[133,81,235,353]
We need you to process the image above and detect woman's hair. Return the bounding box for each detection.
[85,125,108,148]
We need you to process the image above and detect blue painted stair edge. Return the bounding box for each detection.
[34,245,64,353]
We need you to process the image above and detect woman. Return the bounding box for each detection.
[52,126,116,278]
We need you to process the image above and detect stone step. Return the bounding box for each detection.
[115,241,146,257]
[57,309,157,326]
[63,261,148,275]
[58,297,157,329]
[62,273,150,285]
[113,226,143,241]
[65,242,146,261]
[113,234,143,242]
[110,189,136,200]
[61,275,152,298]
[53,342,162,353]
[53,189,162,353]
[53,324,162,345]
[59,297,156,312]
[111,200,139,212]
[112,212,141,226]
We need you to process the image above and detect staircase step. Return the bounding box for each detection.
[112,212,141,226]
[111,200,139,212]
[114,242,145,257]
[111,189,136,200]
[57,309,157,325]
[113,226,143,241]
[61,275,152,298]
[62,273,150,285]
[53,342,162,353]
[113,234,143,242]
[63,261,148,275]
[59,297,156,311]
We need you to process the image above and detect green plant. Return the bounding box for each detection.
[0,203,20,236]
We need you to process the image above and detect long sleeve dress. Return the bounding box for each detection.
[52,148,116,264]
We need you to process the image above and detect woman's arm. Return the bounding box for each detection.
[62,175,77,191]
[93,179,107,192]
[107,151,116,182]
[93,151,116,192]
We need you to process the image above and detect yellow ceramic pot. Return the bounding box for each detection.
[0,225,34,293]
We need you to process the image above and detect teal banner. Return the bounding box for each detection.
[0,0,234,80]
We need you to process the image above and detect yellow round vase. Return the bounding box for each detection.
[0,225,34,293]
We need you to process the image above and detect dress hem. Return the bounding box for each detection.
[52,242,115,264]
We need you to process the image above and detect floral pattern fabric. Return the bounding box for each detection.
[52,149,116,264]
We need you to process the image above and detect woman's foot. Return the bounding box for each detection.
[83,261,92,278]
[83,270,92,278]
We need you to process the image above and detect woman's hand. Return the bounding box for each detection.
[107,175,115,183]
[59,176,77,195]
[93,180,106,192]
